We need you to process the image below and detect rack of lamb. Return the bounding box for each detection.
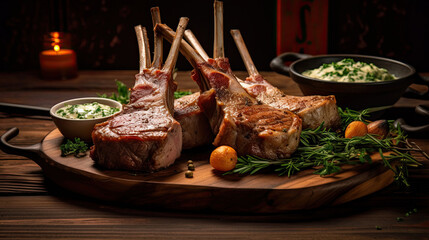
[155,1,302,159]
[180,2,339,130]
[90,17,188,171]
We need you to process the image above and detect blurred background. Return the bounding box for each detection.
[1,0,428,73]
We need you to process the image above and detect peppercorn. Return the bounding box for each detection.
[188,164,195,171]
[185,170,193,178]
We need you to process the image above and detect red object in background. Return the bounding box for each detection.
[276,0,329,55]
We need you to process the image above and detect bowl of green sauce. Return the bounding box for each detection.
[50,97,122,142]
[270,53,421,110]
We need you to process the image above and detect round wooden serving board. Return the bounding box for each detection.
[5,128,396,213]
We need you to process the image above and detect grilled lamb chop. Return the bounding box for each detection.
[90,17,188,171]
[155,7,302,159]
[174,92,213,149]
[230,29,341,130]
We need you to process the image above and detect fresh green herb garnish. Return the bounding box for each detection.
[99,80,193,103]
[174,90,192,99]
[60,138,89,158]
[56,102,119,119]
[338,106,392,131]
[405,208,418,217]
[228,108,425,187]
[398,208,418,221]
[98,80,130,104]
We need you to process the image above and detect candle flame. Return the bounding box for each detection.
[50,32,61,51]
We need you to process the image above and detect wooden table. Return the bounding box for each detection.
[1,71,428,239]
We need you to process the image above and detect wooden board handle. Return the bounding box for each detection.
[0,127,44,164]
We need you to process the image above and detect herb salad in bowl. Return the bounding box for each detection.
[301,58,397,83]
[50,97,122,142]
[270,53,426,110]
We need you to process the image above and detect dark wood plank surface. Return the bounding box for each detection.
[1,71,429,239]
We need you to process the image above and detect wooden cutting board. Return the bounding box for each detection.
[5,128,396,213]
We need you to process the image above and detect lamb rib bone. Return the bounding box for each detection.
[135,25,151,72]
[151,37,213,150]
[90,17,188,171]
[156,22,302,159]
[213,0,224,59]
[230,29,341,130]
[151,7,163,69]
[150,8,213,149]
[184,30,209,61]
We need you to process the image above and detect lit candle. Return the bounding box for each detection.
[40,32,77,79]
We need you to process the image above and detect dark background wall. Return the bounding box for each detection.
[1,0,428,72]
[328,0,429,72]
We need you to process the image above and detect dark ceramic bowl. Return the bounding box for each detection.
[270,53,426,110]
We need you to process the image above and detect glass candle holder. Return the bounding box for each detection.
[39,32,78,80]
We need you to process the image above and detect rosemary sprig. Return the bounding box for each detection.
[338,106,391,130]
[229,108,424,186]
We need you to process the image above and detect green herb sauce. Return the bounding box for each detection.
[56,102,119,119]
[302,58,396,82]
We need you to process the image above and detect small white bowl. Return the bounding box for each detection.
[50,97,123,142]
